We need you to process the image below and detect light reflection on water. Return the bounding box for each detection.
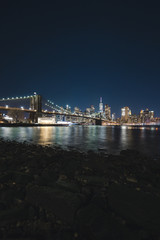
[0,126,160,155]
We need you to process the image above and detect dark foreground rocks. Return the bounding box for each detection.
[0,139,160,239]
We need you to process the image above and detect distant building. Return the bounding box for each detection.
[121,106,131,122]
[99,97,103,113]
[85,108,91,115]
[128,114,140,124]
[112,113,116,121]
[66,105,71,113]
[84,105,95,116]
[90,105,95,114]
[105,104,111,120]
[74,107,81,114]
[140,109,154,123]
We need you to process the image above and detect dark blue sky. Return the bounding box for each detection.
[0,0,160,116]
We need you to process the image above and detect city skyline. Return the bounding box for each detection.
[0,93,156,122]
[0,1,160,116]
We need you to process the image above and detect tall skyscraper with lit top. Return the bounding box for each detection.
[99,97,103,113]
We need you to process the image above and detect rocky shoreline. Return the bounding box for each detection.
[0,139,160,239]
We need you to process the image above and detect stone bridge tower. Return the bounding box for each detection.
[29,94,42,122]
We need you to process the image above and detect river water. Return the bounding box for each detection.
[0,125,160,155]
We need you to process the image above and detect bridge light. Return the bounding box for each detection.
[2,98,5,100]
[7,98,10,100]
[21,106,24,110]
[6,105,8,108]
[12,97,14,99]
[29,108,31,110]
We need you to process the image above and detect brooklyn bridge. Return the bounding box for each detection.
[0,93,108,125]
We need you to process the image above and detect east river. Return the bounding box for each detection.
[0,125,160,156]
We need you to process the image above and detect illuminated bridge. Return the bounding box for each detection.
[0,93,103,124]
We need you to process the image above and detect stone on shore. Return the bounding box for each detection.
[26,185,83,224]
[108,184,160,235]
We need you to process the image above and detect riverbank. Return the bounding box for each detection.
[0,139,160,239]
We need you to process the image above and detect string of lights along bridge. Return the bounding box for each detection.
[0,93,158,125]
[0,94,68,113]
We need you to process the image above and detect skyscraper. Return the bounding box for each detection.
[140,109,154,123]
[104,104,111,120]
[112,113,116,121]
[99,97,103,113]
[121,106,131,122]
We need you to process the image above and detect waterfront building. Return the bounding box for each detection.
[128,114,140,124]
[104,104,111,120]
[140,109,154,123]
[38,117,56,124]
[121,106,131,122]
[99,97,103,113]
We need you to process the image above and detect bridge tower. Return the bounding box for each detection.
[30,94,42,112]
[30,94,42,122]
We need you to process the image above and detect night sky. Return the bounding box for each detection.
[0,1,160,116]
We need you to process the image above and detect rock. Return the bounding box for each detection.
[108,184,160,236]
[0,171,33,185]
[55,180,80,193]
[120,149,140,157]
[76,203,139,240]
[90,192,107,209]
[0,206,29,225]
[77,175,106,187]
[126,177,138,183]
[36,169,58,186]
[61,159,81,178]
[26,185,83,224]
